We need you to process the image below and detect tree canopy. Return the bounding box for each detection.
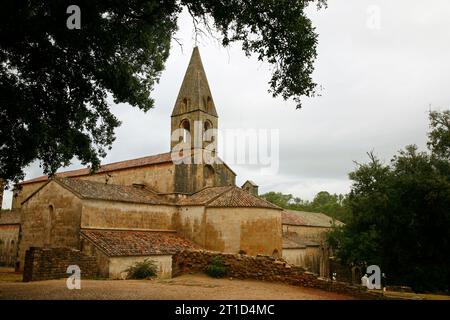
[0,0,326,184]
[327,110,450,293]
[260,190,351,223]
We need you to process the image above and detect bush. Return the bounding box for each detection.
[206,256,227,278]
[125,259,158,279]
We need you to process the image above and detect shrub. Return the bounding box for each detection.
[206,256,227,278]
[125,259,158,279]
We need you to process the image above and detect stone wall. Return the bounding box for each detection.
[81,200,176,230]
[282,225,330,243]
[12,181,46,209]
[23,247,98,282]
[81,163,175,193]
[204,207,282,256]
[0,224,20,268]
[18,181,83,270]
[108,255,172,279]
[172,250,384,299]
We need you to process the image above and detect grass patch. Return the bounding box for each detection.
[206,256,227,278]
[0,272,23,282]
[124,259,158,280]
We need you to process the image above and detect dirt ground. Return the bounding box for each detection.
[0,273,353,300]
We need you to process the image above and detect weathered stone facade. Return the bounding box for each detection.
[12,159,235,209]
[172,249,384,299]
[241,180,259,196]
[23,247,98,282]
[18,181,83,270]
[281,210,343,278]
[0,211,21,268]
[9,47,341,285]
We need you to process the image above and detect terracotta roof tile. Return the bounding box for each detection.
[55,178,172,205]
[282,237,306,249]
[81,229,199,256]
[282,210,344,227]
[282,234,320,249]
[20,152,174,185]
[176,186,233,206]
[207,187,281,209]
[176,186,280,209]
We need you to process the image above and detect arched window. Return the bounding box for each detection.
[203,120,211,132]
[45,204,55,246]
[203,120,214,142]
[180,119,190,143]
[203,120,216,150]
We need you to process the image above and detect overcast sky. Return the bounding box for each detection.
[3,0,450,208]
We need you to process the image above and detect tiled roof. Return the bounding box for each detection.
[282,234,320,249]
[20,152,175,185]
[176,186,280,209]
[0,210,21,225]
[282,210,344,227]
[57,178,172,205]
[81,229,199,256]
[282,237,306,249]
[22,178,172,205]
[207,187,281,209]
[176,186,233,206]
[23,177,277,209]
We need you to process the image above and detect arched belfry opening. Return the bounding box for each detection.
[170,47,218,152]
[180,119,191,144]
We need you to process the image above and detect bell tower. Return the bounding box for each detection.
[170,47,218,153]
[170,47,233,194]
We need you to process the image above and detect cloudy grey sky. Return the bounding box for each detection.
[3,0,450,208]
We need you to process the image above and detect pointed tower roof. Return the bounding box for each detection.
[171,47,218,117]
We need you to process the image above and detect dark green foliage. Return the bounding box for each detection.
[261,191,351,223]
[428,110,450,161]
[206,256,227,278]
[0,0,326,184]
[327,110,450,293]
[125,259,158,279]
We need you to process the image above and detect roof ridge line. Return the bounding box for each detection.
[20,177,86,205]
[252,192,283,210]
[19,151,173,185]
[204,186,235,205]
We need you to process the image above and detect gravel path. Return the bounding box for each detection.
[0,274,352,300]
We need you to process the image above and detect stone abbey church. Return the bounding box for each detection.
[0,48,341,279]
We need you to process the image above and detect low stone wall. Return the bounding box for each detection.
[173,250,384,299]
[23,247,98,282]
